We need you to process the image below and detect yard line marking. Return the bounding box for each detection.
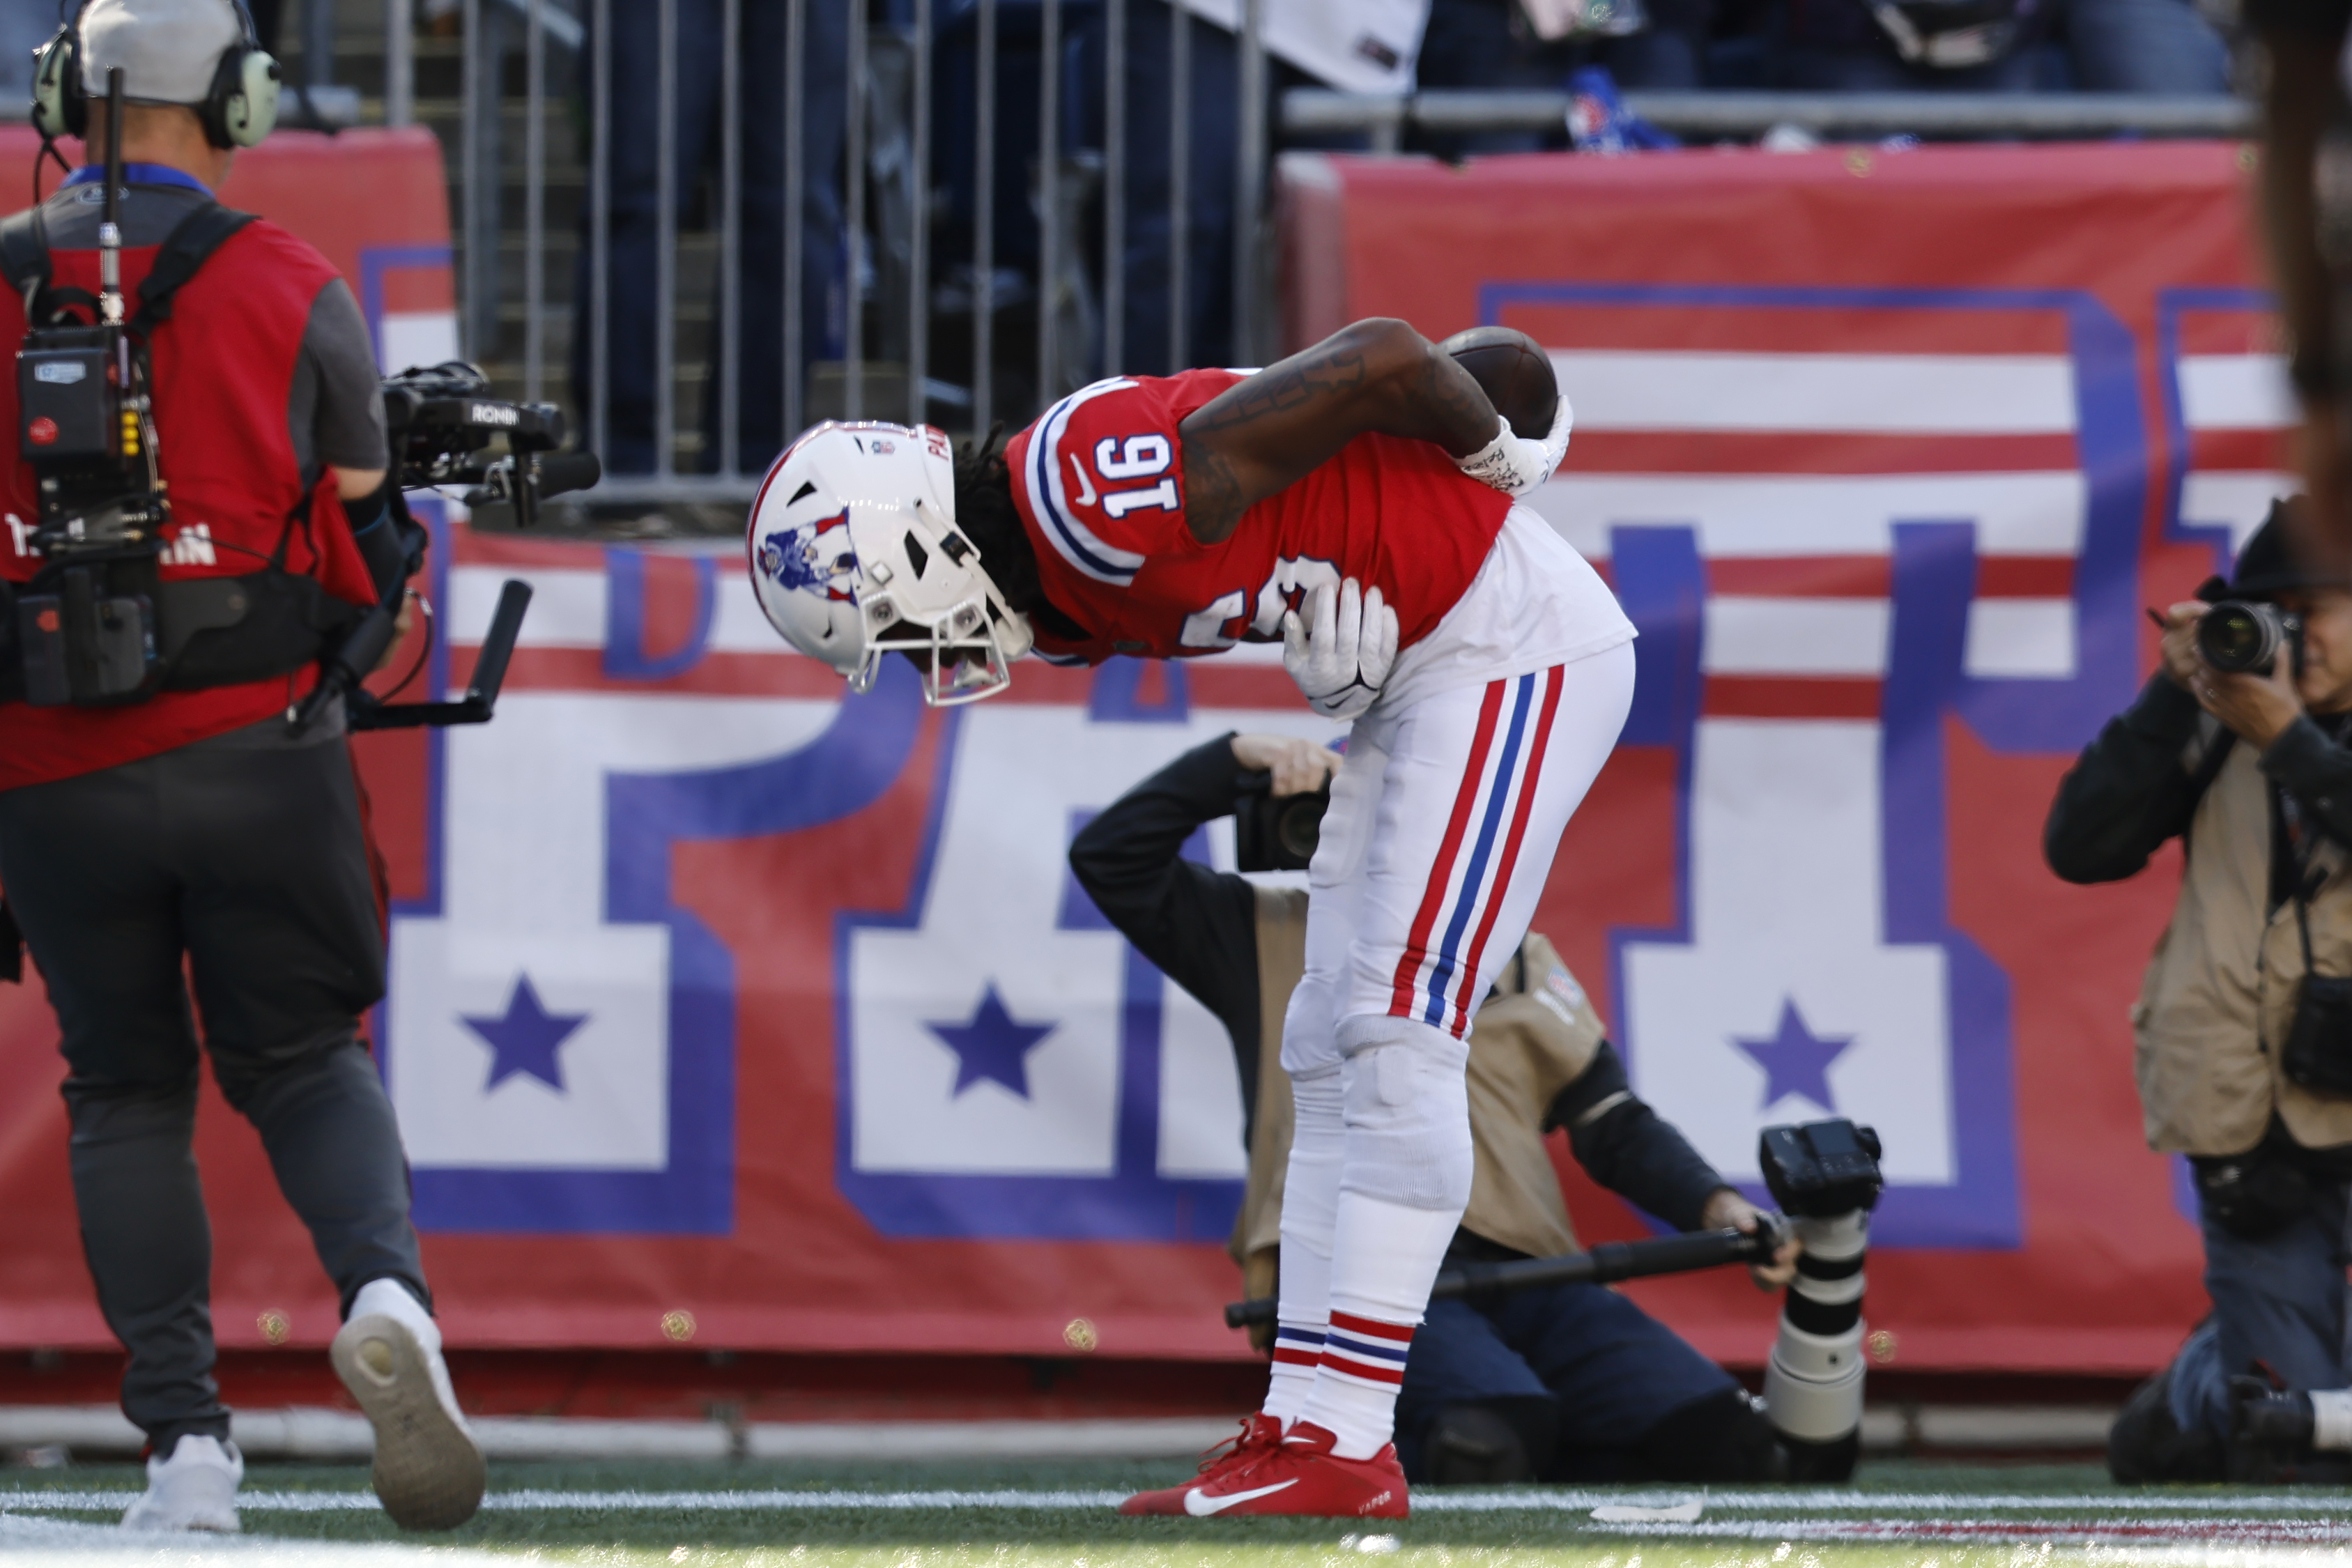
[10,1486,2352,1518]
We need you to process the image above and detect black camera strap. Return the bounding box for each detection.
[0,199,254,333]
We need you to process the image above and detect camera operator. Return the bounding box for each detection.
[0,0,480,1534]
[1070,732,1804,1486]
[2047,498,2352,1482]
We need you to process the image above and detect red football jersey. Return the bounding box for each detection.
[1005,369,1510,664]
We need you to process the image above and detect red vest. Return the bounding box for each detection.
[0,215,377,790]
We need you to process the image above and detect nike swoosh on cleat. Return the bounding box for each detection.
[1067,452,1100,507]
[1183,1479,1299,1516]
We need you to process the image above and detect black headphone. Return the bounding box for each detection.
[30,0,280,151]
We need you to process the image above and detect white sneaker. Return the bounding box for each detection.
[119,1433,242,1532]
[331,1278,486,1530]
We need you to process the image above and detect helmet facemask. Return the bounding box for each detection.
[748,422,1035,706]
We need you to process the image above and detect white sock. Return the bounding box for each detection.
[1263,1066,1343,1426]
[1299,1191,1463,1459]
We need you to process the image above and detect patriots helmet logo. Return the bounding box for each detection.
[759,509,857,604]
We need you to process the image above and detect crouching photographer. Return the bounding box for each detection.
[2047,498,2352,1483]
[1071,732,1871,1488]
[0,0,506,1535]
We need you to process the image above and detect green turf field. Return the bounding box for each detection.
[4,1456,2348,1567]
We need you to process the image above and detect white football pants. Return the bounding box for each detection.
[1268,641,1636,1454]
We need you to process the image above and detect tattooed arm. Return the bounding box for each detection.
[1175,318,1500,546]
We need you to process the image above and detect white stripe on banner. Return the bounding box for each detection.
[1703,597,1890,677]
[1965,598,2078,680]
[2178,353,2294,431]
[1530,472,2086,561]
[2181,469,2301,560]
[1550,352,2077,433]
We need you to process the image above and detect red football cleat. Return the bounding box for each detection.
[1174,1420,1409,1519]
[1119,1413,1285,1516]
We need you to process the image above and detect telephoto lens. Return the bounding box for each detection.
[2197,600,2301,675]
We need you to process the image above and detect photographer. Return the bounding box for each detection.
[1071,732,1804,1486]
[0,0,479,1534]
[2047,499,2352,1482]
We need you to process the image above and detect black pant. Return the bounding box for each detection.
[0,719,427,1454]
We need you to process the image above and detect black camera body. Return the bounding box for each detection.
[1760,1119,1884,1217]
[381,361,598,530]
[292,362,596,735]
[1235,778,1331,873]
[2199,599,2304,677]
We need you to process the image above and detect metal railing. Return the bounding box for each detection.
[427,0,2253,510]
[440,0,1277,507]
[1282,87,2257,147]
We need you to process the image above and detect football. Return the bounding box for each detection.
[1441,325,1558,440]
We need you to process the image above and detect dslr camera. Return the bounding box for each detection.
[2199,599,2304,677]
[1235,775,1331,873]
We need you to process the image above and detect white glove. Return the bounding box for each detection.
[1454,392,1575,497]
[1282,578,1399,721]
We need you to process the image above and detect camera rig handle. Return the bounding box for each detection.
[1220,1215,1787,1331]
[347,577,533,731]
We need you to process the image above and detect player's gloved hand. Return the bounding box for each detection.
[1282,578,1398,722]
[1454,394,1574,497]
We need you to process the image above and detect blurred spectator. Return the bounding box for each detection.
[0,0,60,105]
[572,0,847,476]
[1772,0,2045,89]
[2057,0,2228,91]
[1410,0,1706,153]
[1073,0,1405,375]
[1771,0,2229,89]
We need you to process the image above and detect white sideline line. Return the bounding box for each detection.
[10,1488,2352,1516]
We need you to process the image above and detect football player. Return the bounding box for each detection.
[749,318,1636,1518]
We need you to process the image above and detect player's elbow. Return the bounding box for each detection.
[1335,317,1434,386]
[1066,813,1133,908]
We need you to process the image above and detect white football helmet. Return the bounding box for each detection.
[746,421,1035,705]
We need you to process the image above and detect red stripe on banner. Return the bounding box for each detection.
[1184,662,1312,711]
[1451,666,1567,1035]
[1567,431,2079,476]
[1707,556,1890,599]
[1389,682,1507,1019]
[1319,1355,1407,1387]
[451,532,631,571]
[1702,677,1883,720]
[2185,426,2292,472]
[1496,303,2073,356]
[1974,556,2075,597]
[1328,1311,1415,1344]
[2173,311,2280,357]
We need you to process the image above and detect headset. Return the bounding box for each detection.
[30,0,280,152]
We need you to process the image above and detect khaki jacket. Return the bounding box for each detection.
[1230,886,1609,1279]
[2135,733,2352,1155]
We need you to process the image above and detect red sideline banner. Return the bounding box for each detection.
[0,139,2277,1378]
[1282,141,2280,1374]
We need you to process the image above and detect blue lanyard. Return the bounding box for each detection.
[62,162,213,198]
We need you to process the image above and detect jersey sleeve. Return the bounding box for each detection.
[1014,372,1240,592]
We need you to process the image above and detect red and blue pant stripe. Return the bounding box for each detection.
[1388,666,1566,1037]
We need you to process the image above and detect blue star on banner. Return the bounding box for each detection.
[1732,999,1851,1112]
[463,974,588,1093]
[928,985,1056,1098]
